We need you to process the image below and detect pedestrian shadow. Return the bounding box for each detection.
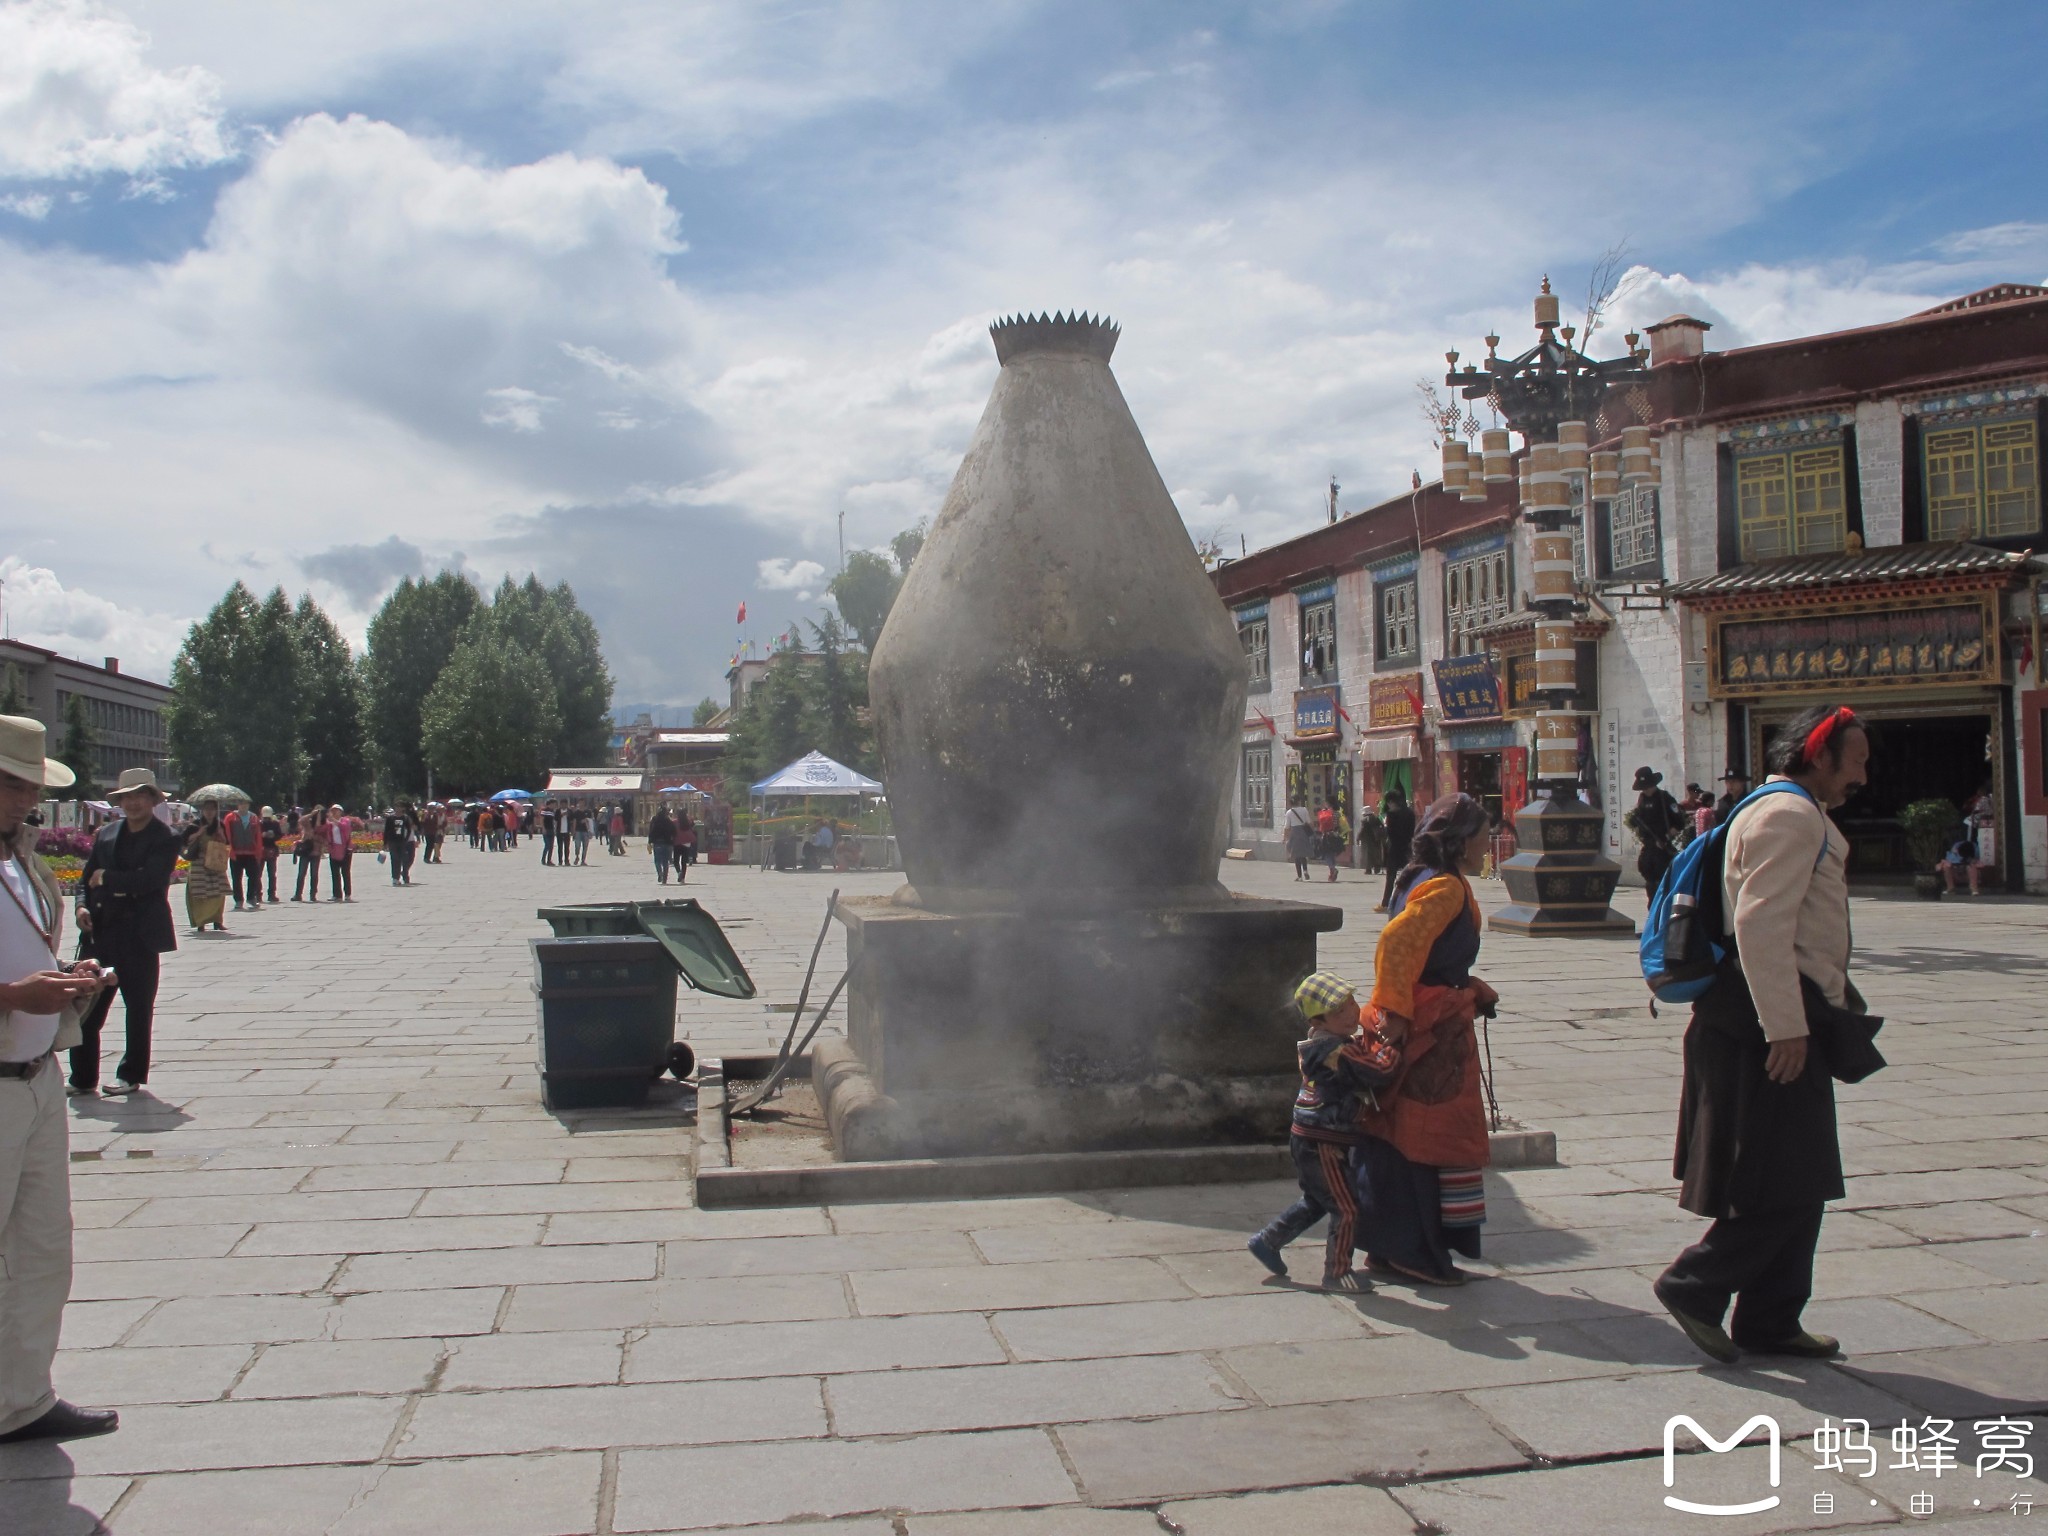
[66,1091,195,1132]
[0,1449,105,1534]
[1852,947,2048,976]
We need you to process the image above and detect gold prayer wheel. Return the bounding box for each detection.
[1590,450,1620,499]
[1440,438,1468,493]
[1480,427,1513,482]
[1531,532,1575,598]
[1528,441,1568,511]
[1621,425,1654,485]
[1461,464,1488,503]
[1558,420,1590,475]
[1535,710,1579,777]
[1535,618,1576,689]
[1533,281,1561,329]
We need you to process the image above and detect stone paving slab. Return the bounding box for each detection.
[610,1429,1079,1530]
[1055,1392,1529,1502]
[5,844,2043,1532]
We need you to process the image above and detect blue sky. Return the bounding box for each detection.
[1,0,2044,706]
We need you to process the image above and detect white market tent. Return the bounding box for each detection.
[749,751,882,797]
[749,752,886,871]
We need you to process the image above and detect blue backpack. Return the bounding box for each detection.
[1640,781,1818,1005]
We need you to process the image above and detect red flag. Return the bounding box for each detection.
[736,602,747,625]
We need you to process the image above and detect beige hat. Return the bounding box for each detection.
[109,767,166,801]
[0,713,77,789]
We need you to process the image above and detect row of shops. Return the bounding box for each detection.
[1213,284,2048,889]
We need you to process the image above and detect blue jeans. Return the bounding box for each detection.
[652,845,672,882]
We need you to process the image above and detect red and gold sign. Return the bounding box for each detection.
[1707,595,1997,699]
[1368,672,1424,730]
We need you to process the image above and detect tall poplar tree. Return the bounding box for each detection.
[486,575,614,764]
[362,572,481,794]
[420,628,561,792]
[164,583,304,802]
[293,596,367,807]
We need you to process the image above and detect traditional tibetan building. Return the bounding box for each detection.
[1212,283,2047,889]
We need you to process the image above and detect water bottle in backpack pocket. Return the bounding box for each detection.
[1640,781,1818,1006]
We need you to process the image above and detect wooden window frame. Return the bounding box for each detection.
[1376,577,1419,669]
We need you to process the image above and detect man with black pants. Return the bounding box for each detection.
[1656,704,1870,1364]
[70,769,180,1098]
[224,801,263,910]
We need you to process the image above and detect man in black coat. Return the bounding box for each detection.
[69,770,180,1097]
[1373,789,1414,912]
[1655,705,1870,1364]
[1713,765,1750,827]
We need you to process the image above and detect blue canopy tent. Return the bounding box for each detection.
[748,752,886,870]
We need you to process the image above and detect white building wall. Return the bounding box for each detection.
[1855,400,1904,547]
[1416,548,1447,707]
[1665,426,1721,584]
[1601,603,1690,885]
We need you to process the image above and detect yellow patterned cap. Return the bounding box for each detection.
[1293,971,1355,1020]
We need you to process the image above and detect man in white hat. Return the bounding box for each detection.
[71,768,182,1098]
[0,714,120,1443]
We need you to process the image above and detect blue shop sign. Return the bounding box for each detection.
[1294,686,1340,738]
[1431,653,1502,721]
[1444,720,1519,752]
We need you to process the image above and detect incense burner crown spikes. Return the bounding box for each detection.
[989,311,1121,364]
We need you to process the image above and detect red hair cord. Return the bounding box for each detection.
[1801,707,1853,766]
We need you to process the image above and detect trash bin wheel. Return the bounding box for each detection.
[666,1041,697,1081]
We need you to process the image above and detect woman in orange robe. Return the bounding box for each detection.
[1353,792,1497,1285]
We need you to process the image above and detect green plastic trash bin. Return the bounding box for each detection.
[536,903,640,938]
[530,901,756,1110]
[531,935,677,1110]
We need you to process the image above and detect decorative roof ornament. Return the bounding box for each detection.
[989,310,1121,365]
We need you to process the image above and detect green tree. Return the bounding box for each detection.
[691,697,721,727]
[724,648,813,786]
[486,575,614,763]
[419,629,562,792]
[828,549,900,654]
[292,596,367,807]
[57,691,98,794]
[805,614,872,772]
[363,572,481,794]
[0,663,25,716]
[165,583,305,803]
[890,520,927,575]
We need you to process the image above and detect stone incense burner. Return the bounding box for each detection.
[814,313,1340,1160]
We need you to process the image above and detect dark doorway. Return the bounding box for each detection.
[1458,751,1504,829]
[1760,711,1991,878]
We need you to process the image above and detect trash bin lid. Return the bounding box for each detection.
[630,899,758,999]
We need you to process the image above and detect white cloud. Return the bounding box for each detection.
[35,428,109,450]
[481,385,554,434]
[2,3,2039,711]
[0,0,228,182]
[172,112,715,498]
[755,557,824,591]
[0,555,186,680]
[0,191,51,217]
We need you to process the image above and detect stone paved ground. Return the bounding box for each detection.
[2,841,2045,1534]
